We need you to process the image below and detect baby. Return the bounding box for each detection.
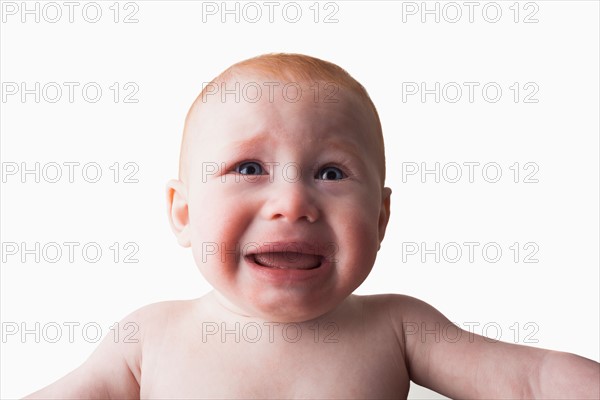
[27,53,599,399]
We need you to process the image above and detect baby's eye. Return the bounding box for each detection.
[317,166,345,181]
[235,161,265,175]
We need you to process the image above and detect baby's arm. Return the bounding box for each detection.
[24,311,143,399]
[390,295,600,399]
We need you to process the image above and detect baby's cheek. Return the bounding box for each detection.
[189,186,238,235]
[334,203,380,263]
[192,202,258,270]
[342,193,381,233]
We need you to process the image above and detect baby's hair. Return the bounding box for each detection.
[179,53,385,184]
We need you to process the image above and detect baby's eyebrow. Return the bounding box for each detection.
[322,139,363,160]
[218,132,273,157]
[229,132,271,149]
[221,132,365,164]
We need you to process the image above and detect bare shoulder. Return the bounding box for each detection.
[127,299,198,328]
[353,295,599,399]
[355,292,430,306]
[350,293,443,347]
[24,299,198,400]
[355,293,440,322]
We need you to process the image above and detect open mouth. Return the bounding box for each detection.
[249,252,323,270]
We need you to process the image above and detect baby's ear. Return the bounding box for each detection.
[166,179,191,247]
[377,187,392,249]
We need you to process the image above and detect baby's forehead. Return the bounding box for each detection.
[201,72,366,108]
[194,80,373,141]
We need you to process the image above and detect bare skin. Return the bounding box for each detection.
[25,76,600,399]
[25,292,600,399]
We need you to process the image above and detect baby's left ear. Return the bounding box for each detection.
[378,187,392,249]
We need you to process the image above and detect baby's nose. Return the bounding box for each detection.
[260,180,320,223]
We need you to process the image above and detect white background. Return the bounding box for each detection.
[1,1,599,399]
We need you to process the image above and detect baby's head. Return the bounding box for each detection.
[167,53,391,322]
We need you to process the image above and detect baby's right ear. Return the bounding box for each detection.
[166,179,191,247]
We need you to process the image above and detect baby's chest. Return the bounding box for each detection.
[141,333,409,399]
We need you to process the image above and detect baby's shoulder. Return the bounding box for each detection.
[355,293,444,328]
[356,293,432,313]
[119,299,199,340]
[127,299,195,319]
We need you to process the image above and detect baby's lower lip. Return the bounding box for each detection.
[244,254,333,283]
[249,252,323,270]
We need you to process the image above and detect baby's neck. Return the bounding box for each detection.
[197,290,357,326]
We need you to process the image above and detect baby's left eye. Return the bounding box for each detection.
[317,166,345,181]
[236,161,264,175]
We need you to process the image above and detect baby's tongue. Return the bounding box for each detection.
[253,252,321,269]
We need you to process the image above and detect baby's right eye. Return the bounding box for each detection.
[235,161,265,175]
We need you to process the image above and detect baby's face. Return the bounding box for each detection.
[176,77,391,322]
